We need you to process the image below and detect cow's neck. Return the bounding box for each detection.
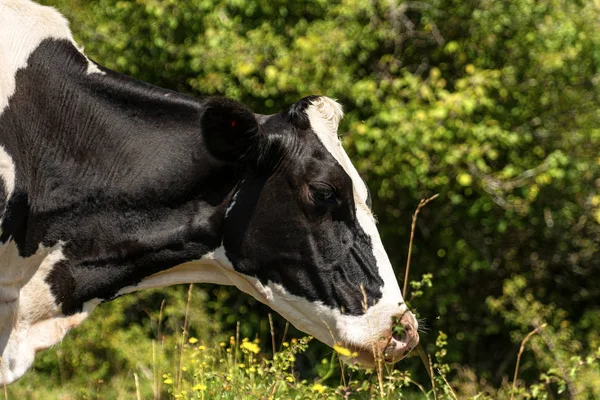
[2,38,228,209]
[0,38,240,314]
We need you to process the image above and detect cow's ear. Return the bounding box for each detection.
[200,97,259,162]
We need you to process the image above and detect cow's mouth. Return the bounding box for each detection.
[339,332,420,368]
[383,336,420,362]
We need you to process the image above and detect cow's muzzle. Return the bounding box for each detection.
[341,311,419,367]
[382,311,420,362]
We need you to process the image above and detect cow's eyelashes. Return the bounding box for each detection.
[311,184,337,204]
[315,189,336,203]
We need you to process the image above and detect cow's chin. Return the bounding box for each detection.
[336,326,421,369]
[340,349,380,369]
[338,341,417,369]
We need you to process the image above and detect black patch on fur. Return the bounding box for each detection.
[287,95,319,130]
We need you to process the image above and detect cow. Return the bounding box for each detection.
[0,0,419,385]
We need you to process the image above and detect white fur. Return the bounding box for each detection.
[85,59,105,75]
[0,0,102,114]
[0,146,15,211]
[304,96,413,339]
[0,0,72,113]
[224,180,243,219]
[0,244,97,385]
[116,251,233,295]
[116,247,274,304]
[0,243,67,385]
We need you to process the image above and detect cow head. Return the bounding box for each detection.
[202,95,419,366]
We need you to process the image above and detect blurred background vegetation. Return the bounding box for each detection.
[9,0,600,398]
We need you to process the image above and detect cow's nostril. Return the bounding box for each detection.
[390,312,418,346]
[391,314,409,339]
[392,324,410,343]
[382,313,420,363]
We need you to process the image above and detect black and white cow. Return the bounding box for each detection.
[0,0,419,384]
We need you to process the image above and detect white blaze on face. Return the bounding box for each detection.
[297,96,412,346]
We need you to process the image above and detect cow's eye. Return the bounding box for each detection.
[311,185,337,204]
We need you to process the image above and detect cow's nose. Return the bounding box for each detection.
[383,312,419,362]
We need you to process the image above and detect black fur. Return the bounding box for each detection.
[0,39,382,316]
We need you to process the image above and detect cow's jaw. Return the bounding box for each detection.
[209,251,418,366]
[116,244,417,365]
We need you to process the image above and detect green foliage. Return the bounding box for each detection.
[8,286,217,399]
[17,0,600,398]
[487,276,600,399]
[408,273,433,302]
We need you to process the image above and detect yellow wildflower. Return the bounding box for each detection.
[333,344,351,357]
[312,383,326,393]
[240,341,260,354]
[333,344,358,357]
[188,337,198,344]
